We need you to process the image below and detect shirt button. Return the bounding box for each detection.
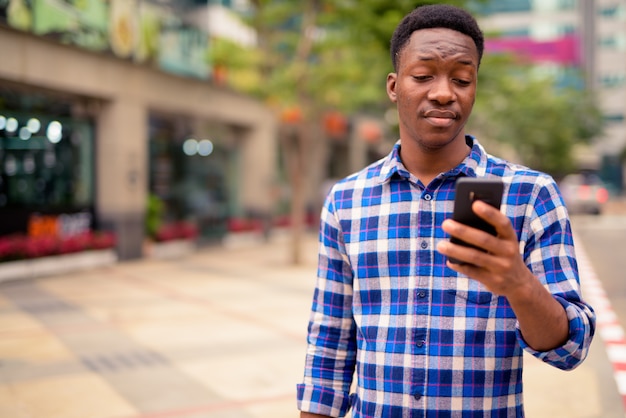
[416,340,425,347]
[420,241,428,249]
[423,193,432,201]
[413,393,422,401]
[418,291,426,298]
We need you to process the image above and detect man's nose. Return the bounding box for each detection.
[427,78,455,104]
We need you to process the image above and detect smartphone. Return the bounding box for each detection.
[448,178,504,264]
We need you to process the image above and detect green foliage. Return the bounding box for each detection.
[216,0,477,113]
[208,36,264,94]
[145,193,164,239]
[212,1,604,178]
[469,54,605,176]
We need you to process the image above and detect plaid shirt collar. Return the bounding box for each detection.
[378,135,487,184]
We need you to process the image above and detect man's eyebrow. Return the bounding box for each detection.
[416,55,435,61]
[414,54,476,66]
[457,58,475,66]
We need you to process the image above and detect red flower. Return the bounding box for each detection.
[22,235,58,258]
[0,230,116,262]
[91,231,116,249]
[155,221,198,242]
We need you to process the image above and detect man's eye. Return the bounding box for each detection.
[412,75,431,81]
[455,79,471,86]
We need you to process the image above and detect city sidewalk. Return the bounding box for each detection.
[0,232,623,418]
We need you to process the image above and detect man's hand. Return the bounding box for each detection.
[301,413,332,418]
[437,200,532,297]
[436,200,569,351]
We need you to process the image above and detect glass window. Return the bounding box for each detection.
[604,113,625,123]
[599,73,626,87]
[557,0,576,11]
[598,4,626,18]
[148,113,236,241]
[0,86,95,236]
[471,0,532,14]
[598,33,626,50]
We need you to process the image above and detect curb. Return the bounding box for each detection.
[577,236,626,415]
[0,249,118,283]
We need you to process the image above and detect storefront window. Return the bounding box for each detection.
[149,113,234,241]
[0,86,95,236]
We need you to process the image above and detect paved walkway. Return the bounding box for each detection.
[0,232,623,418]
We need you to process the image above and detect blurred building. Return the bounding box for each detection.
[0,0,277,260]
[475,0,626,192]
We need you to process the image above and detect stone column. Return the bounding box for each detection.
[96,100,148,260]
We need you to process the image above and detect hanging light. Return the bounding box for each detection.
[198,139,214,156]
[183,138,198,156]
[47,121,63,143]
[27,118,41,133]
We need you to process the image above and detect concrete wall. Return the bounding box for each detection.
[0,27,278,259]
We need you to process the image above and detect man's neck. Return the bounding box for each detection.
[399,136,472,186]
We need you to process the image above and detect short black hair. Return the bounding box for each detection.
[390,4,484,71]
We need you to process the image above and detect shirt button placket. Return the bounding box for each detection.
[413,189,432,407]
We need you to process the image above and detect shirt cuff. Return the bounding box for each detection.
[297,383,351,417]
[517,295,593,370]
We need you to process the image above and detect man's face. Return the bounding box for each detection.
[387,28,479,151]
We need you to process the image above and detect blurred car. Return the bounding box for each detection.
[559,172,609,215]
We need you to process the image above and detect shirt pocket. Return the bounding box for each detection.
[443,273,494,305]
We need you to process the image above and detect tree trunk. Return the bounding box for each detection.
[281,122,310,265]
[287,0,318,265]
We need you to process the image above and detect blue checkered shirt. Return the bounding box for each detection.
[297,137,595,417]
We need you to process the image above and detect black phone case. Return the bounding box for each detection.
[449,178,504,264]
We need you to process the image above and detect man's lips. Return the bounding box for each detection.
[424,109,457,119]
[423,109,458,128]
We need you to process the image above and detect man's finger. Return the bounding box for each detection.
[472,200,516,240]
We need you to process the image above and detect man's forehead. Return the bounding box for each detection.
[403,28,478,63]
[408,28,476,53]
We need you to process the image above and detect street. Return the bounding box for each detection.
[0,219,624,418]
[573,214,626,332]
[570,213,626,417]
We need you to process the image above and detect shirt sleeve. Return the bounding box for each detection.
[516,178,596,370]
[297,188,357,417]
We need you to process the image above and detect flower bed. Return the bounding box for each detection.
[144,221,198,259]
[153,221,198,242]
[0,231,116,263]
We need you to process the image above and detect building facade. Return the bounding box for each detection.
[0,0,277,260]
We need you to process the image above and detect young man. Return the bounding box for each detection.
[297,4,595,417]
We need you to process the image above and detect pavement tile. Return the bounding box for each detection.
[0,332,75,364]
[177,344,303,402]
[523,352,603,417]
[124,312,280,352]
[0,374,137,418]
[244,399,301,418]
[0,231,622,417]
[0,293,15,309]
[0,309,47,335]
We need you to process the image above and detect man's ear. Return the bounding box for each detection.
[386,73,398,103]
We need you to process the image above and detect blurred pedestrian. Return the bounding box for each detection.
[297,4,595,417]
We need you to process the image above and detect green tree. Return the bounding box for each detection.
[468,54,604,177]
[215,0,474,263]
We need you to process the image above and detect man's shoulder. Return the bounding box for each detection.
[332,157,388,192]
[485,153,556,187]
